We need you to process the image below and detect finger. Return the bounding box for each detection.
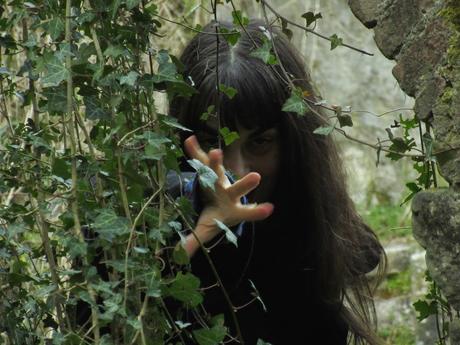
[208,149,227,183]
[227,172,261,200]
[236,202,274,222]
[184,135,209,165]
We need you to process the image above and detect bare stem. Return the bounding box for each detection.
[65,0,100,341]
[260,0,374,56]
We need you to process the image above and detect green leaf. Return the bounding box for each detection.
[256,340,273,345]
[173,242,190,265]
[250,39,278,65]
[329,34,343,50]
[193,324,227,345]
[200,105,215,121]
[127,317,142,330]
[126,0,142,10]
[120,71,139,86]
[301,12,322,27]
[43,87,67,113]
[42,55,69,86]
[219,127,239,146]
[111,0,122,19]
[422,132,433,160]
[413,299,438,321]
[214,219,238,247]
[313,126,335,136]
[52,157,71,179]
[282,89,307,116]
[280,18,293,41]
[47,17,64,40]
[337,113,353,128]
[218,83,237,99]
[84,96,109,120]
[168,272,202,307]
[133,246,149,254]
[219,27,241,46]
[232,10,249,26]
[143,142,166,160]
[187,159,218,192]
[141,131,171,148]
[103,45,126,59]
[152,50,178,83]
[93,209,130,242]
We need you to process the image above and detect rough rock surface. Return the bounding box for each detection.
[412,189,460,310]
[349,0,460,342]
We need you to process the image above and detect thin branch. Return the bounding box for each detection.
[65,0,100,341]
[260,0,374,56]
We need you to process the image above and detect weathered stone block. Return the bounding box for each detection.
[433,77,460,187]
[374,0,425,58]
[412,189,460,310]
[414,75,446,120]
[392,17,450,96]
[348,0,381,28]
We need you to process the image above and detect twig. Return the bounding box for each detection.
[260,0,374,56]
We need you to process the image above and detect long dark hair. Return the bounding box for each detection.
[170,19,386,345]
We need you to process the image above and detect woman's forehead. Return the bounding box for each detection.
[196,116,277,136]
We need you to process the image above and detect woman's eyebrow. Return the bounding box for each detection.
[248,127,277,137]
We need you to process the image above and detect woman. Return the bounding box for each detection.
[168,18,386,345]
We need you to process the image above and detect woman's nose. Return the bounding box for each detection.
[223,145,250,178]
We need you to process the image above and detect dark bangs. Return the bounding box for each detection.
[184,51,288,133]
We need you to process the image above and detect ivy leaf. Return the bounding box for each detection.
[329,34,343,50]
[232,10,249,26]
[219,27,241,46]
[214,219,238,247]
[337,113,353,128]
[250,39,278,65]
[413,299,438,321]
[219,127,239,146]
[256,340,273,345]
[313,126,334,136]
[120,71,139,86]
[200,105,215,121]
[152,50,177,83]
[126,0,142,10]
[93,209,130,242]
[52,157,71,179]
[103,45,126,59]
[218,83,237,99]
[160,116,192,132]
[47,17,64,40]
[301,12,322,27]
[84,96,110,120]
[168,272,202,307]
[282,88,307,116]
[43,87,67,113]
[42,55,69,86]
[187,159,218,192]
[281,18,293,41]
[422,132,433,160]
[193,323,227,345]
[173,242,190,265]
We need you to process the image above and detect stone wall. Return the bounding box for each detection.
[348,0,460,343]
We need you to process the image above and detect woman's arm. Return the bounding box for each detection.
[181,135,274,257]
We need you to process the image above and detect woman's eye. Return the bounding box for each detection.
[247,136,274,153]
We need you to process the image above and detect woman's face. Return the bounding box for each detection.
[195,120,281,204]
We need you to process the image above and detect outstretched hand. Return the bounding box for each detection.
[183,135,274,252]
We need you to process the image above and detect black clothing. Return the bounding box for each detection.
[167,171,349,344]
